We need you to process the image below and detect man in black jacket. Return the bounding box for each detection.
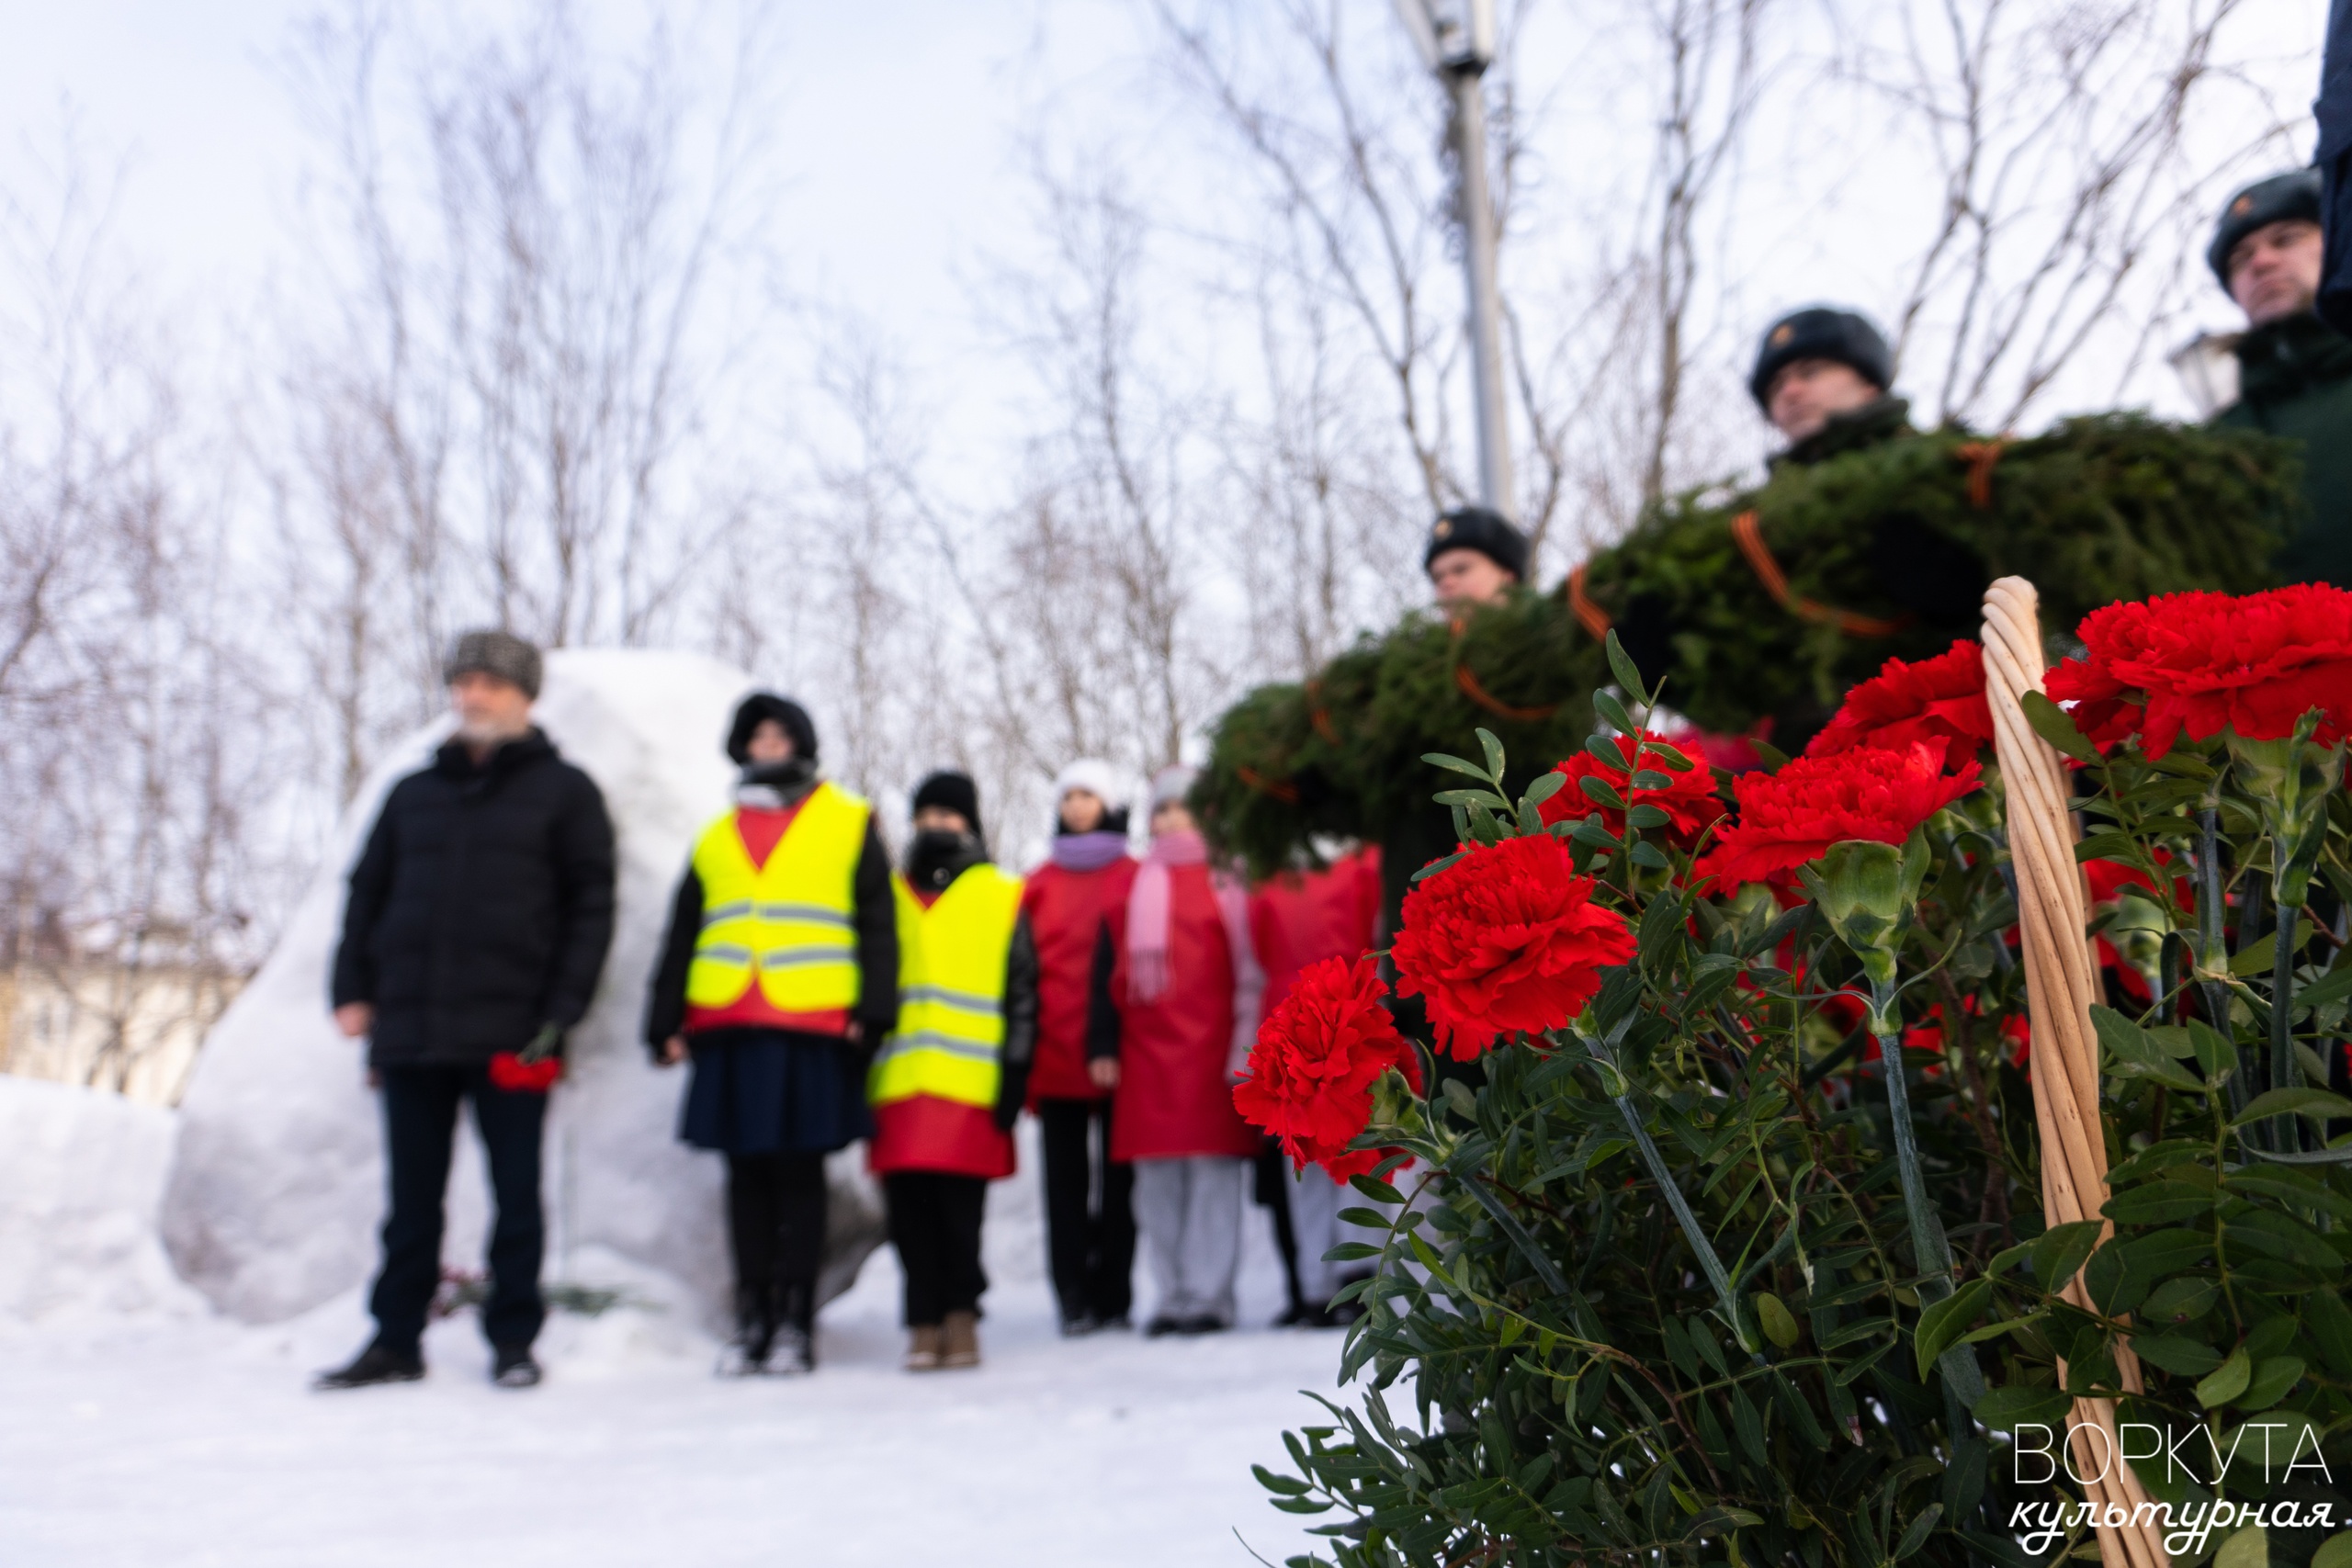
[317,629,616,1392]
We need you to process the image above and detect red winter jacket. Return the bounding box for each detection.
[1248,848,1384,1018]
[1089,863,1261,1162]
[1021,855,1138,1104]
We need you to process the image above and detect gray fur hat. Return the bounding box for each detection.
[443,628,543,699]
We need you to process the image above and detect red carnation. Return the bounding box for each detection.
[1692,744,1981,894]
[1391,833,1636,1059]
[2045,585,2352,759]
[1537,730,1726,847]
[1806,641,1994,774]
[1234,954,1420,1179]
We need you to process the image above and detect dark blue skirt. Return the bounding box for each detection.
[679,1028,874,1155]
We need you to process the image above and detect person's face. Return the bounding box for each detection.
[1059,787,1107,833]
[912,805,971,837]
[1150,799,1196,838]
[1428,547,1516,607]
[2229,219,2324,327]
[1765,358,1882,444]
[449,671,532,741]
[744,718,795,766]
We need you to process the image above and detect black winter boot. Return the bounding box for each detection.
[313,1342,424,1391]
[767,1283,815,1376]
[492,1344,542,1388]
[717,1283,777,1377]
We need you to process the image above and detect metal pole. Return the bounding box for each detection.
[1447,63,1512,517]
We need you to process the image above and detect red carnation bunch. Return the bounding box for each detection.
[2046,585,2352,758]
[1806,641,1994,774]
[1391,833,1636,1059]
[1234,954,1420,1179]
[1692,744,1981,894]
[1537,730,1725,847]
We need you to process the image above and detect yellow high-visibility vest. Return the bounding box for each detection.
[868,863,1024,1111]
[684,783,871,1014]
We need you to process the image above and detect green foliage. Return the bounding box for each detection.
[1196,416,2299,874]
[1577,414,2297,739]
[1250,656,2352,1567]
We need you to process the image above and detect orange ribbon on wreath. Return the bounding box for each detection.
[1728,510,1911,639]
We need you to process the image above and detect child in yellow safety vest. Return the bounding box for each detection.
[869,771,1038,1371]
[645,694,899,1377]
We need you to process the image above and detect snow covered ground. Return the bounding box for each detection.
[0,1119,1357,1568]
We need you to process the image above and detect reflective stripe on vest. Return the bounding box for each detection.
[867,864,1023,1111]
[683,784,871,1014]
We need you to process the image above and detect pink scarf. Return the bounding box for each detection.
[1125,829,1259,1031]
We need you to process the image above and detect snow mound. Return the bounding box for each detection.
[0,1076,202,1320]
[161,649,886,1326]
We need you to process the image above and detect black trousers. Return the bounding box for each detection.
[371,1064,548,1356]
[1037,1097,1135,1325]
[727,1151,828,1300]
[883,1172,988,1327]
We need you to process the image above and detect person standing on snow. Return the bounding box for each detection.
[1023,760,1140,1337]
[1087,765,1263,1337]
[644,694,898,1376]
[868,772,1037,1371]
[1247,845,1383,1328]
[2209,169,2352,586]
[320,630,616,1393]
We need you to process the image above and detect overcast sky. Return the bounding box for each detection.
[0,1,2325,498]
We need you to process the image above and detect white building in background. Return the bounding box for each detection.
[0,962,240,1109]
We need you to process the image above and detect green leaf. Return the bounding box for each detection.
[1349,1174,1405,1205]
[1476,729,1507,787]
[1754,1292,1799,1349]
[2237,1355,2305,1412]
[2105,1181,2218,1225]
[2230,930,2280,977]
[2196,1347,2251,1408]
[1521,769,1566,806]
[2105,1139,2211,1186]
[1625,804,1672,831]
[2126,1334,2223,1376]
[1253,1464,1313,1495]
[2311,1530,2352,1568]
[1579,775,1629,811]
[1442,1078,1478,1120]
[2215,1526,2268,1568]
[2233,1088,2352,1126]
[1433,787,1512,809]
[1894,1503,1943,1562]
[1421,751,1493,784]
[2020,690,2097,761]
[1914,1277,1993,1380]
[1971,1384,2071,1432]
[2188,1020,2236,1081]
[2290,958,2352,1015]
[2225,1170,2352,1220]
[2030,1221,2106,1293]
[2090,1004,2207,1091]
[1604,630,1649,702]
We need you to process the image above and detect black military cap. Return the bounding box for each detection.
[1748,307,1894,410]
[2209,169,2323,290]
[1423,505,1528,581]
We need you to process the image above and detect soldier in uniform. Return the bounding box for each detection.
[2210,169,2352,587]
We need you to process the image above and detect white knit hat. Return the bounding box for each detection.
[1052,757,1132,814]
[1148,763,1199,811]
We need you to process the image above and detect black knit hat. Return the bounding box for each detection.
[911,770,983,839]
[1423,505,1528,581]
[443,628,543,698]
[2209,169,2323,290]
[1748,307,1894,409]
[725,693,819,765]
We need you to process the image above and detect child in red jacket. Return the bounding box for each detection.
[1087,765,1262,1336]
[1022,759,1139,1336]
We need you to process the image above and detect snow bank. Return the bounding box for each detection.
[0,1076,200,1319]
[161,649,886,1327]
